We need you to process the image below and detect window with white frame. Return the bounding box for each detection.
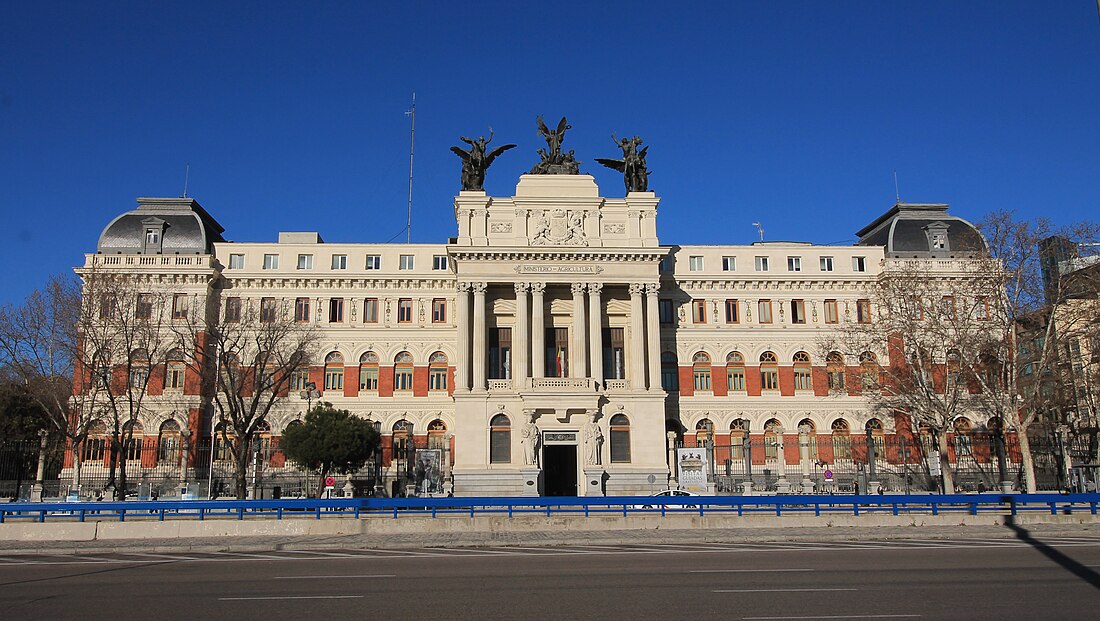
[755,256,769,272]
[262,254,279,270]
[853,256,867,272]
[787,256,802,272]
[399,254,414,270]
[228,254,244,269]
[365,254,381,270]
[432,255,449,270]
[722,256,736,271]
[819,256,833,271]
[331,254,347,270]
[688,256,704,272]
[297,254,313,270]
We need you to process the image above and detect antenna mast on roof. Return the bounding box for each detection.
[752,222,765,242]
[404,92,416,244]
[893,170,901,205]
[182,163,190,198]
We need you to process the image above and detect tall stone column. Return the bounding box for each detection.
[514,282,529,387]
[645,283,662,391]
[472,282,487,391]
[628,283,646,390]
[571,283,587,379]
[455,282,471,392]
[588,283,603,388]
[531,283,546,378]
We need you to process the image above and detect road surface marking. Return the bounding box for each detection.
[219,595,365,601]
[120,552,201,560]
[743,615,919,620]
[691,568,815,573]
[274,574,396,579]
[715,588,858,593]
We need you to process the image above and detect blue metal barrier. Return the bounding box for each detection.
[1,493,1097,524]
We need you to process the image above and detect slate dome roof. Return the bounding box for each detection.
[856,203,986,258]
[97,197,225,255]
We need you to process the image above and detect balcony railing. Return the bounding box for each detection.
[604,379,629,391]
[487,379,512,391]
[529,377,594,390]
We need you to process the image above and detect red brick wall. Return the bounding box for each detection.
[812,366,829,396]
[344,366,359,397]
[745,366,761,396]
[778,366,795,396]
[308,365,324,396]
[711,365,727,396]
[783,434,800,465]
[678,366,693,396]
[412,366,428,397]
[379,367,394,397]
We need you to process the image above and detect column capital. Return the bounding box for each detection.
[644,283,660,295]
[456,281,471,293]
[588,282,603,296]
[530,282,546,295]
[514,282,530,294]
[471,282,487,295]
[628,283,645,296]
[571,282,587,296]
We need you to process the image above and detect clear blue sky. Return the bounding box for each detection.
[2,1,1098,305]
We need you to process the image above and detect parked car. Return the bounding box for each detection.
[635,489,700,510]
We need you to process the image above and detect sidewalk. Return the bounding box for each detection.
[1,516,1097,556]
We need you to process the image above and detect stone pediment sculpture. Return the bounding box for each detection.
[450,130,516,191]
[530,115,581,174]
[530,208,587,246]
[595,134,651,192]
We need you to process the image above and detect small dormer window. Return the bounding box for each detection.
[931,232,947,249]
[146,229,160,246]
[140,217,166,254]
[924,222,952,253]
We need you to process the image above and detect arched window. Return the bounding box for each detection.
[428,419,448,449]
[793,351,813,391]
[610,413,631,463]
[692,352,712,391]
[129,348,150,388]
[726,352,746,392]
[157,419,181,463]
[489,414,511,464]
[359,352,379,392]
[429,352,448,392]
[826,352,846,391]
[865,418,885,458]
[695,418,714,447]
[165,349,186,392]
[253,420,272,461]
[220,353,241,390]
[83,421,108,461]
[760,351,779,391]
[946,350,963,389]
[831,418,851,460]
[122,419,144,461]
[393,352,414,392]
[954,417,973,456]
[730,418,748,460]
[859,352,880,391]
[392,419,414,462]
[214,421,235,462]
[323,352,344,391]
[661,352,679,391]
[798,417,818,460]
[764,418,782,459]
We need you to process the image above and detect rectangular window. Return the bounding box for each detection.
[432,298,447,323]
[394,368,413,391]
[794,369,813,391]
[99,294,117,319]
[331,254,347,270]
[727,368,746,391]
[363,298,379,323]
[365,255,381,270]
[722,256,736,271]
[973,296,988,320]
[755,256,769,272]
[853,256,867,272]
[693,368,711,391]
[758,299,773,323]
[659,299,674,324]
[399,254,414,270]
[290,368,309,392]
[856,299,872,324]
[761,369,779,391]
[790,299,806,324]
[172,294,188,319]
[941,296,956,319]
[429,367,448,391]
[166,362,185,391]
[359,367,379,391]
[294,297,310,323]
[262,254,279,270]
[397,298,413,323]
[689,256,704,271]
[260,297,277,323]
[432,255,449,271]
[129,366,149,388]
[489,328,512,380]
[297,254,313,270]
[228,254,244,270]
[823,299,838,324]
[724,299,739,324]
[223,297,241,322]
[602,328,626,380]
[136,293,153,320]
[692,299,707,324]
[820,256,834,272]
[329,298,344,323]
[547,327,569,377]
[324,367,343,391]
[787,256,802,272]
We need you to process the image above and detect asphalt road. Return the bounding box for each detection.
[3,531,1100,620]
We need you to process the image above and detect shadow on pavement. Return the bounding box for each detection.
[1005,515,1100,591]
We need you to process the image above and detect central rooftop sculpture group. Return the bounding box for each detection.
[450,116,651,193]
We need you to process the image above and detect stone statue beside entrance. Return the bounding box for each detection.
[521,410,541,466]
[582,410,603,465]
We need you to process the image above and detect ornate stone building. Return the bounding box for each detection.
[79,174,989,496]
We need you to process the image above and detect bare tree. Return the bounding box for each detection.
[176,295,318,499]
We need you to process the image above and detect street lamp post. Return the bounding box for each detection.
[30,429,49,502]
[299,382,320,415]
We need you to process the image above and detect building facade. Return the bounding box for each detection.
[77,173,1001,497]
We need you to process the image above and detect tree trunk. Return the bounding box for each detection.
[71,441,82,490]
[1017,430,1038,493]
[937,427,955,494]
[235,447,249,500]
[118,442,128,501]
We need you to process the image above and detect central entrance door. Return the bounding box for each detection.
[543,444,578,496]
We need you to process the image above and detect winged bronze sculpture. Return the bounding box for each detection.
[450,131,516,191]
[595,134,650,193]
[530,115,580,174]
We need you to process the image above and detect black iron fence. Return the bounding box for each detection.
[0,436,453,501]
